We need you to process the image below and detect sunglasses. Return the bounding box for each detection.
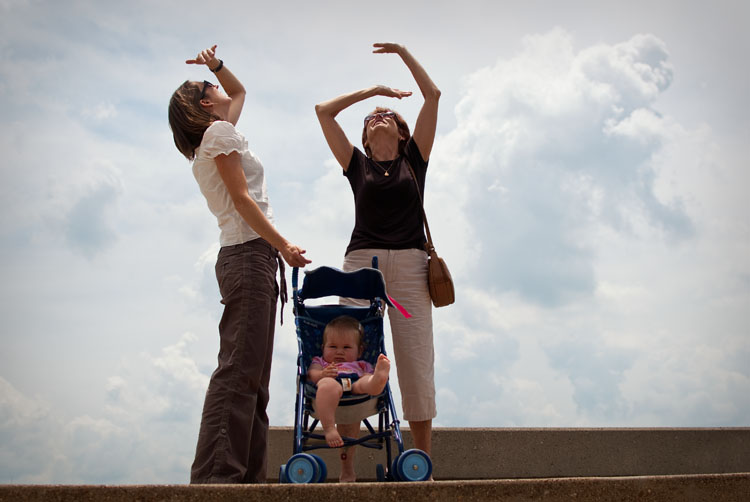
[199,80,216,100]
[364,111,396,126]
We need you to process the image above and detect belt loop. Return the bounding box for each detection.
[276,251,287,325]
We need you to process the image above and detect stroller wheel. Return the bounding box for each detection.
[390,457,401,481]
[284,453,320,484]
[309,453,328,483]
[278,464,286,483]
[376,463,385,482]
[396,449,432,482]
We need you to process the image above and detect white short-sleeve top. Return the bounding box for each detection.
[192,121,274,247]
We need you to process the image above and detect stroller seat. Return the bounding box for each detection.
[295,297,389,425]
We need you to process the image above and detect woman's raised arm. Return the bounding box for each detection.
[187,45,246,126]
[315,85,412,170]
[374,43,440,161]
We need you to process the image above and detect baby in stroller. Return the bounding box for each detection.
[308,315,391,447]
[282,264,431,483]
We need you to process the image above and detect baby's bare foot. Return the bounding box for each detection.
[370,354,390,394]
[374,353,390,375]
[324,426,344,448]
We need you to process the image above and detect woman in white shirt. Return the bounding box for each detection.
[169,45,310,484]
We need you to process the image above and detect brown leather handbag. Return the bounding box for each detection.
[406,161,455,307]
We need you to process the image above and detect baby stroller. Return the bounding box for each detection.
[279,260,433,483]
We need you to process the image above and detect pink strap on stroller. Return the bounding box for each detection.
[388,295,412,319]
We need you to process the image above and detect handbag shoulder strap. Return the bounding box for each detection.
[405,159,435,252]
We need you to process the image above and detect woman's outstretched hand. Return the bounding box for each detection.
[375,84,412,99]
[186,45,218,66]
[373,42,404,55]
[281,243,312,268]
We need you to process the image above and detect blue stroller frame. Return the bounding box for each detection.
[279,261,432,483]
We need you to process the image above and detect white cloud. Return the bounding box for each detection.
[417,27,749,430]
[0,377,59,483]
[577,33,673,111]
[61,166,123,259]
[0,334,208,483]
[82,102,119,121]
[428,29,694,309]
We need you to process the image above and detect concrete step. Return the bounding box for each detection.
[268,427,750,481]
[3,428,748,501]
[2,474,749,502]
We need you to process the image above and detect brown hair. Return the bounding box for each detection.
[168,80,221,160]
[323,315,365,348]
[361,107,411,158]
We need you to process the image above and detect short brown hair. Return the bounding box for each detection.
[323,315,364,347]
[168,80,221,160]
[361,107,411,158]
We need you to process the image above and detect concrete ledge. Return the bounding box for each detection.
[2,474,749,502]
[3,428,747,502]
[268,427,750,481]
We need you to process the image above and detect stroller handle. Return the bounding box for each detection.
[292,266,394,307]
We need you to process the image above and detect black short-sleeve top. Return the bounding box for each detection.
[344,137,428,255]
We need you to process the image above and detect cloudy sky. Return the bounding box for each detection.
[1,0,748,484]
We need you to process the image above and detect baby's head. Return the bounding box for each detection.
[321,316,365,364]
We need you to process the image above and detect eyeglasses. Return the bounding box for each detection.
[199,80,216,100]
[364,111,396,126]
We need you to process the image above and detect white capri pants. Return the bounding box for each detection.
[342,248,436,422]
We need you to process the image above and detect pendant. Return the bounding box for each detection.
[384,172,389,176]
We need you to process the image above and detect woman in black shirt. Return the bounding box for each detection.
[315,42,440,482]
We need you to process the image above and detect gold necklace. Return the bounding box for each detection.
[381,157,398,177]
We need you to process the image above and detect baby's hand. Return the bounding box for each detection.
[321,364,339,378]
